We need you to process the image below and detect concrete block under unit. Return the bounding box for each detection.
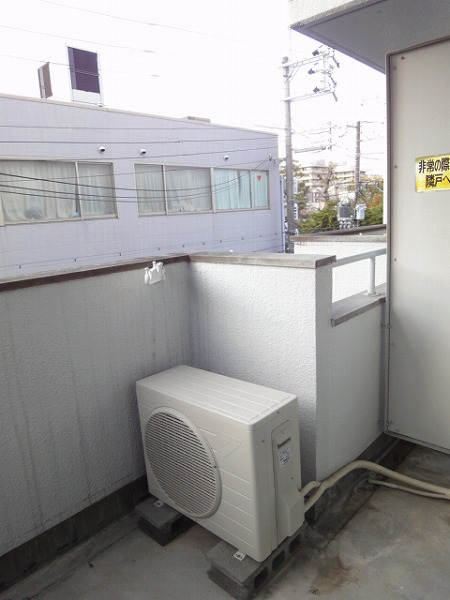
[207,524,306,600]
[135,496,193,546]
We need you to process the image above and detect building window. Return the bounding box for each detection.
[136,164,212,214]
[135,164,165,214]
[213,169,251,210]
[0,160,116,223]
[77,163,116,217]
[166,166,212,213]
[135,164,269,215]
[251,170,269,208]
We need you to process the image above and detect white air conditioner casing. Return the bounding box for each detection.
[137,365,304,562]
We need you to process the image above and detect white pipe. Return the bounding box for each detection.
[367,256,376,295]
[299,480,321,498]
[368,479,446,499]
[300,459,450,513]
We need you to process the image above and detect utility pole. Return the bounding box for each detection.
[281,48,339,251]
[354,120,361,205]
[352,120,367,226]
[283,57,296,242]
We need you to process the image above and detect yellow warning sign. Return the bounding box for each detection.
[416,154,450,192]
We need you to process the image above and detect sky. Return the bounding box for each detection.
[0,0,387,174]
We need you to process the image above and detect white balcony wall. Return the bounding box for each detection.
[188,253,384,483]
[189,255,331,482]
[294,236,386,300]
[0,260,190,557]
[0,252,385,558]
[316,304,384,478]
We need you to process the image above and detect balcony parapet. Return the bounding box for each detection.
[189,252,335,269]
[0,255,190,292]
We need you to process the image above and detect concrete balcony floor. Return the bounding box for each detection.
[2,445,450,600]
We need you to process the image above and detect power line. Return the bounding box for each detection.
[0,159,271,204]
[36,0,292,53]
[0,122,271,132]
[0,231,283,272]
[0,23,155,54]
[0,52,160,78]
[0,157,271,184]
[0,145,276,162]
[0,135,275,144]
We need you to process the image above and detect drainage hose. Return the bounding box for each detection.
[299,459,450,512]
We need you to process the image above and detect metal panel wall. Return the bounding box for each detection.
[387,39,450,451]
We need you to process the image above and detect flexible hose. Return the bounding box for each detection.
[299,480,321,498]
[299,459,450,512]
[368,479,447,499]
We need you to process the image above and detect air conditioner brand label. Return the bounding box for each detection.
[279,447,291,467]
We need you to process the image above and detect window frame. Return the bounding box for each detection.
[0,159,117,225]
[135,163,166,216]
[136,163,214,216]
[250,170,270,209]
[165,164,213,214]
[136,164,271,216]
[212,167,252,212]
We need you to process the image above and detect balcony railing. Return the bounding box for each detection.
[333,248,387,296]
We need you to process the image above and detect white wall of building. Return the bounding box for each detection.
[0,95,281,278]
[386,39,450,452]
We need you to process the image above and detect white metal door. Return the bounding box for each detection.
[387,38,450,451]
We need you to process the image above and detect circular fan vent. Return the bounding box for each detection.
[144,408,221,518]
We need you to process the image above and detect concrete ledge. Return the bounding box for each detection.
[207,524,306,600]
[291,224,386,239]
[331,284,386,326]
[0,255,189,291]
[189,252,335,269]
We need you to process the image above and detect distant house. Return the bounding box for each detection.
[0,95,281,277]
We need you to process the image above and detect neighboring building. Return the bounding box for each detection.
[0,94,281,277]
[296,162,365,210]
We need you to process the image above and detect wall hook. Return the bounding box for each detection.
[144,261,166,285]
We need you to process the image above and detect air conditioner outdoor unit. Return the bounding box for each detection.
[136,365,304,562]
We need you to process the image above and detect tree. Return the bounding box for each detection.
[359,176,384,225]
[300,201,339,233]
[279,160,309,221]
[314,162,338,205]
[298,162,340,232]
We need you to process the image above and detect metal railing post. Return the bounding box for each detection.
[367,256,377,296]
[332,248,386,298]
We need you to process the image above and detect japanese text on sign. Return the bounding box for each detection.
[416,154,450,192]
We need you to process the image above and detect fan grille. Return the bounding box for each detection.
[144,409,220,518]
